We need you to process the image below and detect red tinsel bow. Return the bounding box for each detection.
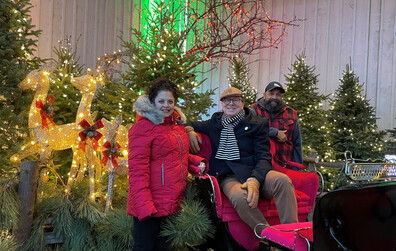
[78,119,104,151]
[101,141,121,168]
[36,96,55,129]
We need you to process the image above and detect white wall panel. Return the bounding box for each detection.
[29,0,396,130]
[377,0,395,129]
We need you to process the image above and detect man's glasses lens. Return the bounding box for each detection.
[224,98,241,104]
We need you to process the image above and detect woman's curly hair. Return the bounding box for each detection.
[147,77,179,104]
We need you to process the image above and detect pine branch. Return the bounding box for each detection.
[0,180,20,231]
[72,197,106,224]
[161,183,214,249]
[0,235,18,251]
[94,209,134,249]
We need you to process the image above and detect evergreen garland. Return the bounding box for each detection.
[228,56,257,106]
[283,53,332,161]
[328,64,385,160]
[121,1,215,123]
[0,0,43,170]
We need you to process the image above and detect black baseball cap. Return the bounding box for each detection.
[265,81,285,93]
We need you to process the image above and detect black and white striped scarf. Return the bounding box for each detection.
[215,109,245,160]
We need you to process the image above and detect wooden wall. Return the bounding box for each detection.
[29,0,396,130]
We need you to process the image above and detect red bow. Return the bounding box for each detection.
[78,119,104,151]
[36,96,55,129]
[101,141,121,168]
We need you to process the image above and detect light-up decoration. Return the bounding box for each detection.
[138,0,297,69]
[68,74,104,200]
[11,66,107,200]
[11,65,81,162]
[100,114,129,212]
[11,49,134,202]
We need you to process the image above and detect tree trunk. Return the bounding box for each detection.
[15,161,40,249]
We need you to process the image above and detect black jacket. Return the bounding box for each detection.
[190,107,273,185]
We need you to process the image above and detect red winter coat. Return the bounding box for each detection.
[127,96,206,221]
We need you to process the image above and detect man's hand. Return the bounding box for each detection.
[277,130,287,142]
[241,178,260,208]
[186,126,202,154]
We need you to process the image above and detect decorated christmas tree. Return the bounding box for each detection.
[0,0,42,172]
[121,1,216,122]
[228,56,257,106]
[283,53,332,161]
[49,37,83,124]
[91,51,136,125]
[328,64,385,160]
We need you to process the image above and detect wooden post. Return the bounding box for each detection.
[307,151,318,171]
[15,161,40,249]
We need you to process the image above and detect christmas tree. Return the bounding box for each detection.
[122,1,216,122]
[0,0,43,172]
[49,37,83,125]
[228,56,257,106]
[44,38,84,179]
[328,64,385,160]
[93,81,136,125]
[283,53,332,161]
[91,51,136,125]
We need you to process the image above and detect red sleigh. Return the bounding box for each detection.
[194,133,319,251]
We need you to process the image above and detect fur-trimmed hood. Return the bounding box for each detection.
[133,95,186,125]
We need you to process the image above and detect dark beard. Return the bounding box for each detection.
[263,98,286,114]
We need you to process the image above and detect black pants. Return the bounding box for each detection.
[133,216,169,251]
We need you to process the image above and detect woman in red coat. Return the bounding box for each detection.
[128,77,207,251]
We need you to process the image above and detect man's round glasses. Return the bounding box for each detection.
[222,98,242,105]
